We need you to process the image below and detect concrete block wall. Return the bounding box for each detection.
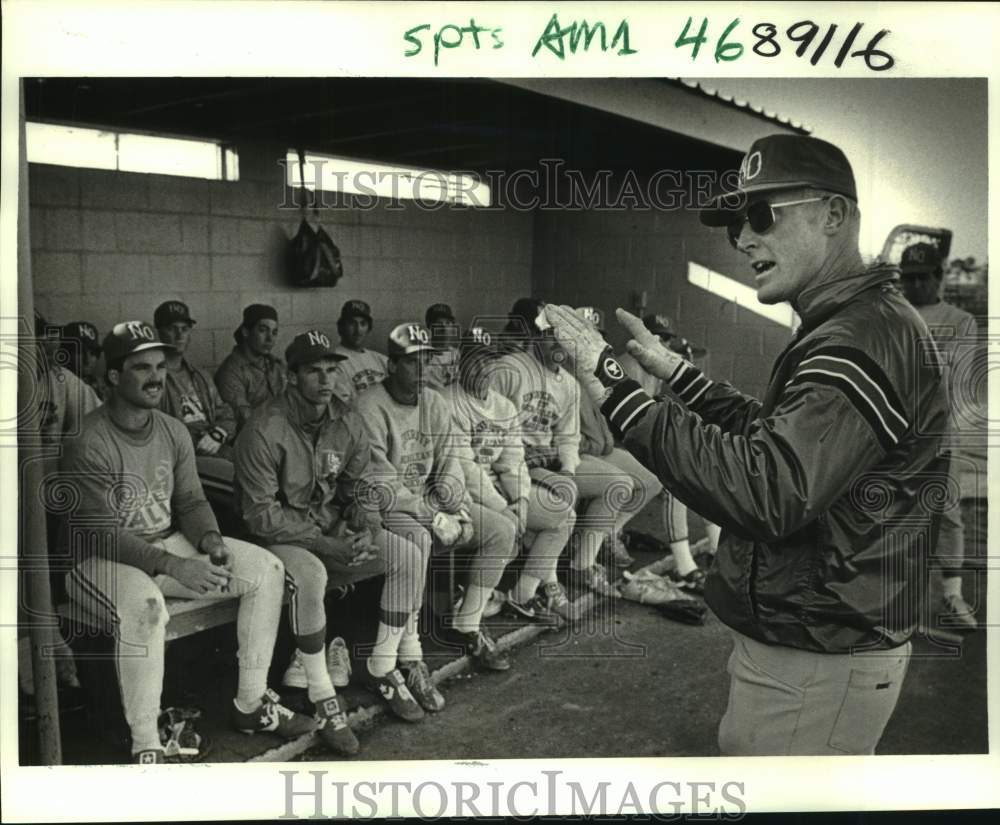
[29,140,533,372]
[532,199,792,399]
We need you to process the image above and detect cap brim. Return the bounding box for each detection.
[290,351,348,368]
[401,344,436,355]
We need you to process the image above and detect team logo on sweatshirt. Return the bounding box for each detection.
[320,450,342,477]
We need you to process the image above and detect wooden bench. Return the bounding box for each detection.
[59,594,245,642]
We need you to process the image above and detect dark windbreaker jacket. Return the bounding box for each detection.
[602,264,949,653]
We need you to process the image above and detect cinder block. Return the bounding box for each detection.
[149,175,210,214]
[115,213,184,253]
[82,253,150,294]
[35,208,82,251]
[33,253,82,295]
[210,217,242,254]
[180,216,209,253]
[39,294,121,332]
[28,165,80,207]
[148,255,212,293]
[762,326,795,358]
[289,291,335,325]
[82,211,118,252]
[80,169,149,211]
[210,255,275,291]
[209,180,273,218]
[357,257,404,286]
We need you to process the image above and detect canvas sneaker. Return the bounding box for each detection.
[437,627,510,672]
[398,660,448,711]
[363,666,425,722]
[315,695,360,756]
[231,689,316,739]
[940,593,978,632]
[326,637,352,687]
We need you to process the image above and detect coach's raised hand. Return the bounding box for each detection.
[617,307,685,381]
[543,305,606,375]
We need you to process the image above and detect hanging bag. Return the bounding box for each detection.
[287,148,344,287]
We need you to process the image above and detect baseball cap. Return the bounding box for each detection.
[284,329,346,369]
[425,303,456,327]
[700,135,857,227]
[387,323,436,358]
[103,320,173,367]
[339,299,373,323]
[505,297,548,335]
[242,304,278,328]
[900,242,943,275]
[577,306,605,333]
[154,300,196,329]
[643,314,674,339]
[62,321,102,352]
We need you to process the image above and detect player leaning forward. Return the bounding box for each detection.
[235,329,436,731]
[546,134,949,756]
[61,321,313,764]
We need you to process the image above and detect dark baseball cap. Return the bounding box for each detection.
[242,304,278,328]
[285,329,346,369]
[900,242,943,275]
[425,303,456,327]
[505,297,548,335]
[459,326,497,361]
[339,300,373,323]
[154,300,196,329]
[701,135,858,227]
[62,321,102,352]
[103,320,173,367]
[387,322,436,358]
[643,314,674,338]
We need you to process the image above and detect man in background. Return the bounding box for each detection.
[899,242,980,631]
[215,304,286,430]
[334,300,389,401]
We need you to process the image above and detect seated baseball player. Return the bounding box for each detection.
[355,323,517,674]
[154,300,237,461]
[333,299,389,402]
[61,321,313,764]
[234,328,438,730]
[490,298,625,601]
[59,320,105,398]
[424,302,461,393]
[445,326,576,626]
[214,304,286,430]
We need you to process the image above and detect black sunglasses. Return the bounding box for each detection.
[727,196,829,249]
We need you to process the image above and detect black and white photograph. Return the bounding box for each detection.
[2,1,997,821]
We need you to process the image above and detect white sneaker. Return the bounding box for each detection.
[481,589,507,619]
[326,637,352,688]
[281,650,308,689]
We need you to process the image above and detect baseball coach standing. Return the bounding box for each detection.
[545,135,950,756]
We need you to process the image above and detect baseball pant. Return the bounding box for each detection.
[934,452,965,577]
[718,631,911,756]
[570,453,643,568]
[523,468,578,582]
[66,532,284,754]
[268,524,430,638]
[660,493,689,543]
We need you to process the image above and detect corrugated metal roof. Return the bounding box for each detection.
[664,79,813,135]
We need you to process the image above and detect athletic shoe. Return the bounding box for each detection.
[542,582,576,626]
[315,695,360,756]
[327,637,352,688]
[620,569,690,605]
[281,650,308,689]
[362,666,425,722]
[575,564,620,599]
[673,567,707,596]
[437,627,510,672]
[608,538,634,567]
[134,748,166,764]
[940,593,978,632]
[502,589,538,621]
[398,660,448,711]
[231,689,317,739]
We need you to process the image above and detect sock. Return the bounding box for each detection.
[396,611,423,663]
[454,584,491,634]
[941,575,963,600]
[301,649,336,703]
[368,620,406,677]
[511,573,542,605]
[131,718,162,755]
[705,523,722,552]
[671,540,698,576]
[236,665,268,711]
[570,530,604,570]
